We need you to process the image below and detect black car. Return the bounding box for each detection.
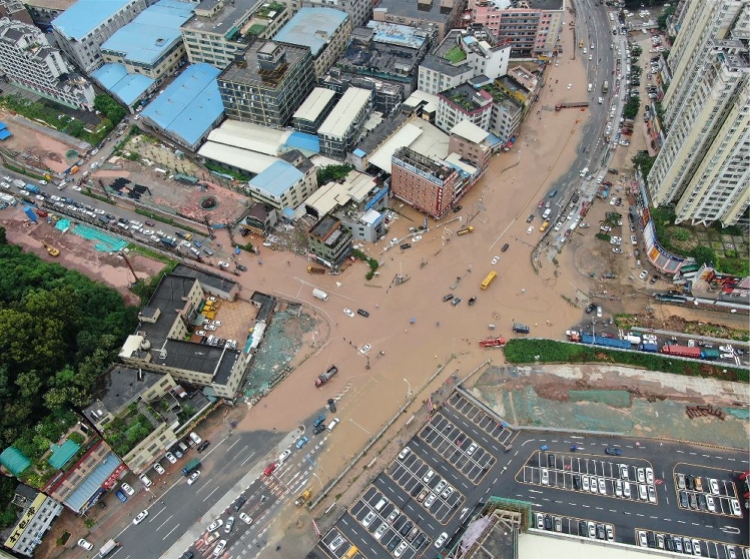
[604,446,622,456]
[501,243,510,252]
[313,423,326,435]
[665,536,675,552]
[328,398,337,413]
[233,495,247,511]
[697,494,707,510]
[145,220,155,226]
[180,553,194,559]
[547,454,555,467]
[597,524,606,540]
[647,532,656,548]
[356,308,369,317]
[453,205,462,213]
[388,537,401,552]
[400,243,411,250]
[442,294,454,302]
[573,475,581,490]
[544,515,553,530]
[467,297,477,306]
[579,521,588,536]
[413,534,426,549]
[572,194,580,203]
[685,475,694,490]
[585,303,597,314]
[236,264,248,272]
[97,500,107,509]
[197,441,211,453]
[105,213,116,220]
[399,521,413,537]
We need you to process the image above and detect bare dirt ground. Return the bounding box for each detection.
[0,111,81,173]
[1,207,166,305]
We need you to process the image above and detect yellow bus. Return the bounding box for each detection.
[481,271,497,290]
[343,546,359,559]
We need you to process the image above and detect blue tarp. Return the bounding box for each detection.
[24,206,37,223]
[0,129,12,140]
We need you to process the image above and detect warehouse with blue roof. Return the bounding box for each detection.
[101,0,194,79]
[52,0,150,74]
[247,157,318,211]
[273,7,352,78]
[140,63,225,151]
[92,64,155,108]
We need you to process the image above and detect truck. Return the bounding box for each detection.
[479,337,506,348]
[700,348,720,360]
[623,334,641,345]
[181,458,201,476]
[580,333,631,350]
[457,226,474,236]
[307,266,325,274]
[12,179,25,189]
[512,323,530,334]
[98,539,120,557]
[602,81,609,93]
[295,489,312,507]
[315,365,338,387]
[639,343,659,353]
[660,345,702,358]
[160,237,177,248]
[554,102,590,111]
[70,165,79,174]
[25,184,40,194]
[312,288,329,301]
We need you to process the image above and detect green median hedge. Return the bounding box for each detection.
[503,339,748,383]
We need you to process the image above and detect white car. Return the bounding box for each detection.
[394,541,409,557]
[165,452,177,464]
[239,513,253,525]
[187,470,201,485]
[207,519,223,532]
[360,344,372,354]
[153,463,165,475]
[582,475,590,491]
[362,511,376,527]
[491,256,499,265]
[706,495,715,512]
[648,484,656,502]
[213,540,227,557]
[441,486,454,499]
[598,477,607,494]
[435,532,449,548]
[615,479,623,497]
[224,516,234,534]
[527,226,534,234]
[606,525,614,541]
[645,468,654,484]
[708,478,720,495]
[218,261,229,269]
[121,483,135,496]
[78,538,94,550]
[623,482,631,498]
[343,308,355,317]
[638,531,648,547]
[541,468,549,485]
[637,468,646,483]
[424,493,437,508]
[639,270,648,280]
[374,523,388,540]
[278,449,292,464]
[435,480,447,494]
[139,474,152,487]
[730,498,742,516]
[620,464,629,480]
[133,510,149,525]
[422,469,435,483]
[467,443,478,456]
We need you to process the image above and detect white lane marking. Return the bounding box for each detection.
[162,523,180,540]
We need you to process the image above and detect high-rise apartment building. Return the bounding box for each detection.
[0,17,95,108]
[647,0,749,226]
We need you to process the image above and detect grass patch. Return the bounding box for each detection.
[127,244,176,265]
[204,160,252,182]
[503,339,748,383]
[0,161,46,180]
[595,232,611,242]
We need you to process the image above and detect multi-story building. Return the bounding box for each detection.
[647,0,750,226]
[246,150,317,210]
[100,0,194,81]
[21,0,74,29]
[419,27,510,95]
[242,1,292,40]
[449,119,493,172]
[52,0,148,75]
[372,0,466,42]
[297,0,370,27]
[3,485,63,557]
[317,86,372,159]
[217,40,315,127]
[307,214,353,268]
[273,7,351,78]
[0,0,32,24]
[292,86,337,133]
[320,71,404,115]
[180,0,257,69]
[118,271,248,401]
[391,146,459,218]
[436,83,493,132]
[468,0,563,57]
[0,18,95,109]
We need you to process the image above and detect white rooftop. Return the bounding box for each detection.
[403,90,440,114]
[303,171,377,216]
[318,87,372,139]
[197,142,279,175]
[293,87,336,123]
[451,119,489,144]
[205,119,291,156]
[367,119,449,174]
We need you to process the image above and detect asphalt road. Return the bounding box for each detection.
[314,391,749,559]
[110,429,281,559]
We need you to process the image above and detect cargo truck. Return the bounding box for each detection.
[25,184,40,194]
[181,458,201,476]
[12,179,25,189]
[660,345,702,358]
[639,343,658,352]
[700,348,720,360]
[457,226,474,236]
[312,288,329,301]
[315,365,338,387]
[623,334,641,345]
[98,539,120,557]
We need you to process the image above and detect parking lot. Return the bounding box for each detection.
[315,390,749,559]
[673,464,745,519]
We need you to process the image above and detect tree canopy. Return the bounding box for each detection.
[0,228,138,454]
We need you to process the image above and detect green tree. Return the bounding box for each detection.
[317,164,353,186]
[632,151,657,179]
[693,246,716,267]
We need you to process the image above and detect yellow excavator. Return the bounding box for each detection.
[41,241,60,257]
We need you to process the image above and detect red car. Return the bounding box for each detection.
[537,199,545,208]
[263,463,276,476]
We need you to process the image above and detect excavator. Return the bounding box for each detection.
[41,241,60,257]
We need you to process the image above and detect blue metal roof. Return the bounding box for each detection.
[285,131,319,154]
[52,0,136,40]
[65,452,122,513]
[92,64,154,106]
[249,161,303,197]
[142,63,224,148]
[101,0,194,66]
[274,7,348,57]
[0,129,11,140]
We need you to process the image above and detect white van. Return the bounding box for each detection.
[189,432,202,445]
[587,83,593,92]
[327,418,340,431]
[598,97,603,104]
[542,208,552,220]
[375,498,388,512]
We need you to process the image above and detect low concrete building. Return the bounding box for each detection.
[246,152,317,210]
[273,7,352,78]
[372,0,465,42]
[118,271,247,401]
[307,215,353,268]
[297,0,371,27]
[242,1,291,40]
[436,83,494,133]
[317,86,372,160]
[292,87,337,134]
[449,120,493,172]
